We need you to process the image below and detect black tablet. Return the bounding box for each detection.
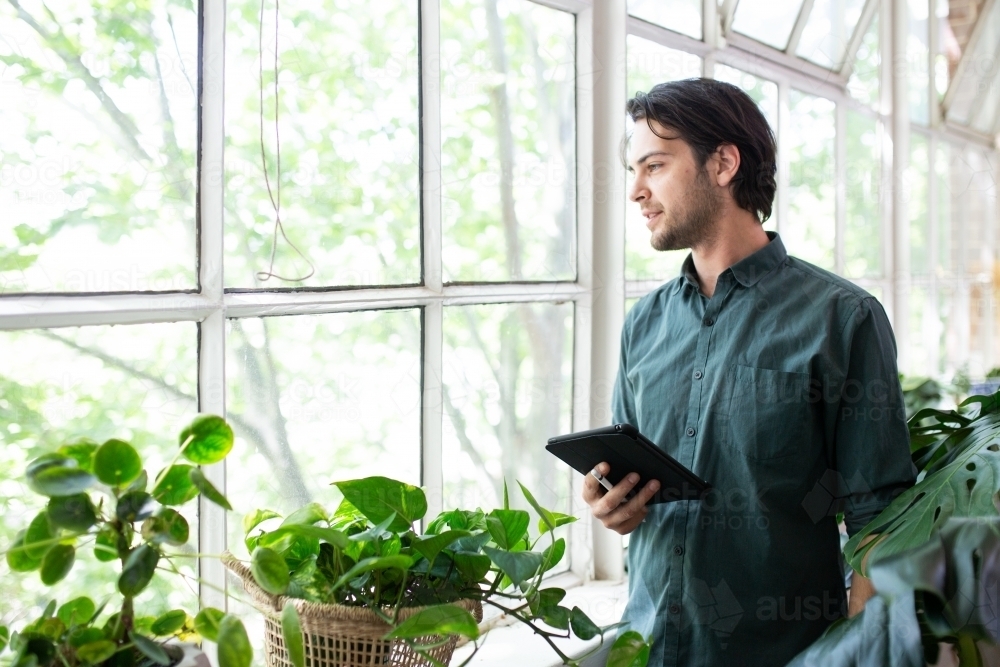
[546,424,711,504]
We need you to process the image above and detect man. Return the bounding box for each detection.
[582,79,916,666]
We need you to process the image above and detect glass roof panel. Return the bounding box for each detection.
[628,0,702,40]
[796,0,866,68]
[732,0,806,50]
[945,0,1000,126]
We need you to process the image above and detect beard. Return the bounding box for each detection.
[649,168,723,252]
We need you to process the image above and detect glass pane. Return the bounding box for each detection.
[797,0,866,68]
[0,1,196,293]
[441,0,576,282]
[732,0,806,50]
[908,0,930,124]
[935,142,952,275]
[0,323,197,622]
[785,90,836,270]
[442,302,573,521]
[848,11,881,108]
[628,0,702,40]
[625,36,701,281]
[909,134,930,275]
[225,309,421,529]
[907,285,931,374]
[935,0,959,100]
[844,110,882,279]
[224,0,420,288]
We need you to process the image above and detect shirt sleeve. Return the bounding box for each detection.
[612,315,638,427]
[834,298,917,536]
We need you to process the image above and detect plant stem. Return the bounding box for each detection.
[484,600,573,663]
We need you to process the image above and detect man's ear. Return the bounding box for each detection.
[710,143,741,187]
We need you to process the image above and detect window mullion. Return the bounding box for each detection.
[197,0,228,627]
[420,0,444,519]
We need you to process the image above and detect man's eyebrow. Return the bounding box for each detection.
[627,151,669,172]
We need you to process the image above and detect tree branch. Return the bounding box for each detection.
[8,0,151,161]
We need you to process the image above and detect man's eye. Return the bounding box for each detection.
[647,163,661,172]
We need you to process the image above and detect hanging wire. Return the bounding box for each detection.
[255,0,315,283]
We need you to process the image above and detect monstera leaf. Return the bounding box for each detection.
[845,411,1000,574]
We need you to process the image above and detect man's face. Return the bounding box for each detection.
[626,119,722,252]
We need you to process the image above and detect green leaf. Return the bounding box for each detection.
[251,547,290,596]
[0,626,8,654]
[189,468,233,510]
[451,551,492,582]
[27,453,76,478]
[150,610,187,636]
[47,494,97,532]
[243,509,282,535]
[569,606,601,640]
[541,538,566,573]
[348,512,398,542]
[280,503,327,527]
[142,508,190,546]
[486,509,530,550]
[119,544,159,596]
[93,439,142,487]
[151,465,198,506]
[412,530,470,564]
[28,465,96,497]
[503,479,510,510]
[217,614,252,667]
[179,415,234,465]
[24,512,55,560]
[537,604,570,630]
[6,530,43,572]
[333,477,427,531]
[57,442,98,473]
[116,491,157,523]
[385,604,480,641]
[539,512,578,536]
[331,555,413,592]
[68,627,104,648]
[845,411,1000,574]
[194,608,225,642]
[94,527,119,562]
[530,588,566,616]
[40,544,75,585]
[76,640,116,664]
[482,546,542,587]
[259,524,349,550]
[518,481,555,532]
[130,631,170,666]
[281,603,304,667]
[607,630,651,667]
[57,598,96,627]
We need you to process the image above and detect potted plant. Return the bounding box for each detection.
[788,389,1000,666]
[1,416,253,667]
[226,476,652,667]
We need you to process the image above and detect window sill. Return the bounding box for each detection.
[453,577,630,667]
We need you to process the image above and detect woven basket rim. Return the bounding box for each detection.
[222,551,483,625]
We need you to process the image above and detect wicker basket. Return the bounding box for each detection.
[223,553,482,667]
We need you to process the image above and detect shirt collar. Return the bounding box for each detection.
[672,231,787,294]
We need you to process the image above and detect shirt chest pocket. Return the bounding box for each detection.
[727,364,812,461]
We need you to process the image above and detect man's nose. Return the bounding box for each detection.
[628,177,646,203]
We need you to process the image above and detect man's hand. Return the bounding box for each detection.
[582,462,660,535]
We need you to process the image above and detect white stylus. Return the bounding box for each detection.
[589,468,615,493]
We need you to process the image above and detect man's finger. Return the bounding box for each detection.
[597,472,641,515]
[604,479,660,530]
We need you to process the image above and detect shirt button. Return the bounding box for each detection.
[669,604,680,615]
[673,545,684,556]
[686,427,695,437]
[703,317,714,326]
[693,370,703,380]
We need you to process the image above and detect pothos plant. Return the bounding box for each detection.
[788,389,1000,666]
[1,416,253,667]
[238,476,652,667]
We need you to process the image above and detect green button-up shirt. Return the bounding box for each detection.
[613,233,916,667]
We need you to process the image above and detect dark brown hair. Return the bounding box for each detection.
[625,78,777,223]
